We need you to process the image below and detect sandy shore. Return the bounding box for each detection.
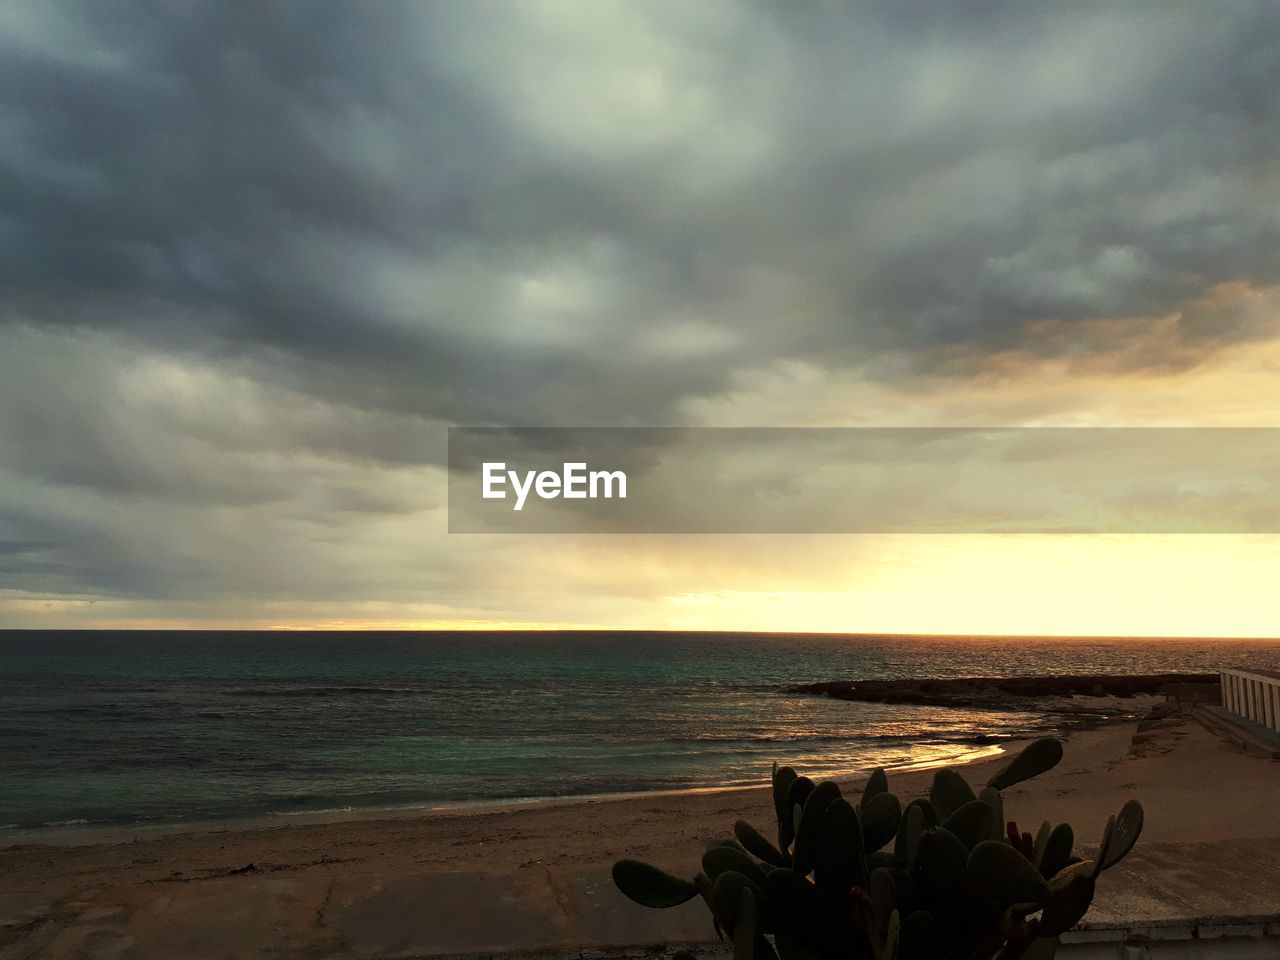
[1,704,1279,959]
[3,700,1277,896]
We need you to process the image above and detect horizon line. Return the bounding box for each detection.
[0,627,1276,642]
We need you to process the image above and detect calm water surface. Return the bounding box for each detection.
[1,631,1275,832]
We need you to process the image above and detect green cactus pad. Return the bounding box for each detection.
[813,797,866,896]
[1032,820,1052,866]
[1064,859,1097,886]
[1101,800,1144,871]
[909,797,938,828]
[792,780,842,876]
[895,801,926,867]
[1038,823,1074,879]
[912,827,969,902]
[731,884,756,960]
[611,859,700,908]
[773,766,799,847]
[694,871,716,915]
[704,845,770,888]
[713,869,770,934]
[929,769,976,821]
[943,799,995,850]
[977,786,1005,842]
[861,790,902,853]
[711,870,749,923]
[862,768,889,806]
[887,867,918,918]
[877,908,900,960]
[869,868,896,939]
[735,819,789,868]
[1038,866,1095,936]
[967,840,1050,907]
[786,776,816,817]
[985,738,1064,792]
[1091,815,1116,879]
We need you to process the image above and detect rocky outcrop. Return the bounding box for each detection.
[789,673,1218,710]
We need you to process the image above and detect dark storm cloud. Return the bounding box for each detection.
[1,0,1278,610]
[4,2,1274,418]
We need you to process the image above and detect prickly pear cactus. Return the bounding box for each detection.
[613,737,1144,960]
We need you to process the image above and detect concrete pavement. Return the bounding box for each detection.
[4,838,1280,959]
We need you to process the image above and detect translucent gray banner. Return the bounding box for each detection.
[447,427,1280,533]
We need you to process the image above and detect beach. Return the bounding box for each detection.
[3,702,1279,958]
[7,3,1280,956]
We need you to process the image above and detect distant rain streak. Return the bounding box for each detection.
[481,462,627,511]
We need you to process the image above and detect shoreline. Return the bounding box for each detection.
[2,738,1016,849]
[2,681,1188,848]
[4,714,1276,883]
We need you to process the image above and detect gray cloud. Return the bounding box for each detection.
[1,0,1278,615]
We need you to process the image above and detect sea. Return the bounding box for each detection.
[1,630,1276,836]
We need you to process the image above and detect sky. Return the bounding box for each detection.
[1,1,1278,634]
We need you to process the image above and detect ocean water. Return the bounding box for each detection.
[1,631,1276,834]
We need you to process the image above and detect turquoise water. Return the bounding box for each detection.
[1,631,1275,833]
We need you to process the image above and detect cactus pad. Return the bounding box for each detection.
[612,859,699,908]
[968,840,1049,907]
[986,738,1064,792]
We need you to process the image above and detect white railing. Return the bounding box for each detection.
[1220,668,1280,735]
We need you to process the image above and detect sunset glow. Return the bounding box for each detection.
[2,3,1277,638]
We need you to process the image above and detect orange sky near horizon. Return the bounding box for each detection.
[7,321,1280,637]
[5,326,1280,636]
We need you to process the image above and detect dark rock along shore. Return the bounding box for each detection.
[790,672,1218,707]
[789,673,1221,740]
